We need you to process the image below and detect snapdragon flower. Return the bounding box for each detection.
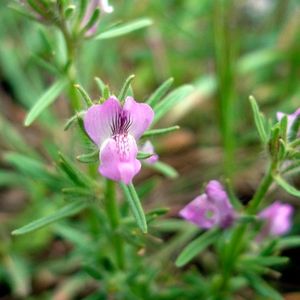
[258,201,293,240]
[140,140,159,164]
[84,96,154,184]
[277,108,300,138]
[179,180,235,229]
[82,0,114,37]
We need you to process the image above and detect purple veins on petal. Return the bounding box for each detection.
[258,201,293,239]
[179,180,235,230]
[83,96,154,184]
[123,97,154,139]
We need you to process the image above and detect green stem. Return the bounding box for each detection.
[213,0,237,180]
[216,163,275,297]
[246,164,274,214]
[104,179,125,270]
[57,4,82,111]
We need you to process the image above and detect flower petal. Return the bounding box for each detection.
[179,195,219,229]
[123,97,154,139]
[84,97,121,146]
[259,201,294,238]
[140,140,159,164]
[205,180,235,228]
[99,135,141,184]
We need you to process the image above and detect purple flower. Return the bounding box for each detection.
[82,0,114,37]
[258,201,293,239]
[179,180,235,229]
[140,140,159,164]
[84,96,154,184]
[277,108,300,137]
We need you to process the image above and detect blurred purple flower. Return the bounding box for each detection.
[277,108,300,137]
[140,140,159,164]
[258,201,293,240]
[179,180,235,229]
[82,0,114,37]
[84,96,154,184]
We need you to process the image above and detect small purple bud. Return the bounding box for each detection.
[140,140,159,164]
[82,0,114,37]
[277,108,300,137]
[258,201,293,240]
[179,180,235,229]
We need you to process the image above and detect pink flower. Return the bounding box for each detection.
[82,0,114,37]
[84,96,154,184]
[258,201,293,240]
[179,180,235,229]
[277,108,300,138]
[140,140,159,164]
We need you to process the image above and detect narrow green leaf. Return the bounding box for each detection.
[58,152,93,187]
[64,5,76,19]
[94,18,153,40]
[4,152,53,181]
[241,255,289,267]
[282,160,300,175]
[147,161,178,179]
[76,150,99,163]
[62,187,94,198]
[54,224,90,247]
[176,228,220,267]
[0,171,24,187]
[146,207,169,223]
[25,78,67,126]
[153,85,194,124]
[64,111,85,131]
[224,178,243,210]
[4,254,30,297]
[0,116,38,157]
[274,175,300,197]
[137,151,153,160]
[237,215,258,224]
[94,76,106,95]
[102,85,111,100]
[118,74,135,102]
[12,201,86,235]
[78,0,88,20]
[147,77,174,107]
[9,3,39,21]
[276,236,300,250]
[27,0,47,16]
[279,115,288,142]
[245,272,283,300]
[289,114,300,141]
[249,96,268,144]
[74,84,93,106]
[82,8,100,33]
[30,54,59,75]
[120,183,147,233]
[142,126,180,138]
